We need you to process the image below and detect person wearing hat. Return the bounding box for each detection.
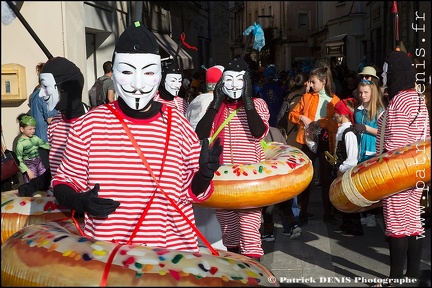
[185,65,224,130]
[358,66,380,87]
[15,113,50,184]
[353,65,385,106]
[154,59,189,115]
[51,21,222,253]
[375,50,430,286]
[195,57,270,261]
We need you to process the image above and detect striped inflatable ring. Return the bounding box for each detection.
[329,138,431,213]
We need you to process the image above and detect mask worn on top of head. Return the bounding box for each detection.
[39,57,85,119]
[222,58,249,100]
[39,73,59,112]
[112,21,161,110]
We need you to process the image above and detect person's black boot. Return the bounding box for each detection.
[404,236,423,279]
[389,237,408,280]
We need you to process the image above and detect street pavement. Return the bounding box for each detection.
[260,183,431,287]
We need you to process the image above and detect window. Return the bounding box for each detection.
[299,12,309,29]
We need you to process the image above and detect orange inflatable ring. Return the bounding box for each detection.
[330,138,431,213]
[1,190,73,244]
[1,220,278,287]
[196,142,314,209]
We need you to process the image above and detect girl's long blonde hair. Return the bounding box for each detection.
[358,80,385,121]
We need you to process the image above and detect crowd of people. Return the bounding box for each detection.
[1,20,430,286]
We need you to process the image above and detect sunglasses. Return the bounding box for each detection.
[361,79,371,85]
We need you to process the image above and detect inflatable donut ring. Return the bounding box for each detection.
[1,190,74,244]
[330,138,431,213]
[1,220,279,287]
[196,142,313,209]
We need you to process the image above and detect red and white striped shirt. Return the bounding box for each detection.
[48,112,82,179]
[52,102,212,252]
[376,89,430,237]
[212,98,270,164]
[376,90,430,152]
[154,94,188,116]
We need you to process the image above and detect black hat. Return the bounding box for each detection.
[226,58,248,72]
[41,57,83,86]
[386,50,416,99]
[163,60,181,75]
[40,56,85,119]
[114,21,159,54]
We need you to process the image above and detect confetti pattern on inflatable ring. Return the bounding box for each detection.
[1,220,278,287]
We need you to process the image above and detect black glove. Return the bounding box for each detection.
[191,138,223,196]
[242,73,255,111]
[208,78,226,111]
[199,138,223,179]
[353,123,366,132]
[54,183,120,217]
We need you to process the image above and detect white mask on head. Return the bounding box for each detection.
[112,53,162,110]
[222,70,245,100]
[38,73,60,111]
[164,73,182,96]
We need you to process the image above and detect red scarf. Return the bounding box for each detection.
[334,98,355,124]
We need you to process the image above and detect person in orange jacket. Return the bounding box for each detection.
[288,66,340,225]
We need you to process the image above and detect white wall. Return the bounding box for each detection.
[1,2,85,149]
[1,1,127,150]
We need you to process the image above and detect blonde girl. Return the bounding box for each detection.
[353,79,385,162]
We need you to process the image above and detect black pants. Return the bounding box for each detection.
[299,144,334,219]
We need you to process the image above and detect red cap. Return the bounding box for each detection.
[206,65,224,84]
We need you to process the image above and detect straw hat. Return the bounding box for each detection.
[358,66,379,79]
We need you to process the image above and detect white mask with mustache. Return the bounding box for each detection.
[221,70,245,100]
[164,73,182,96]
[113,53,162,110]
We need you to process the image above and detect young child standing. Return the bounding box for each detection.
[15,114,50,183]
[329,98,363,237]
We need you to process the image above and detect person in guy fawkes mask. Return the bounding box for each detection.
[52,21,222,252]
[376,50,430,286]
[195,57,270,261]
[18,57,87,197]
[153,58,188,115]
